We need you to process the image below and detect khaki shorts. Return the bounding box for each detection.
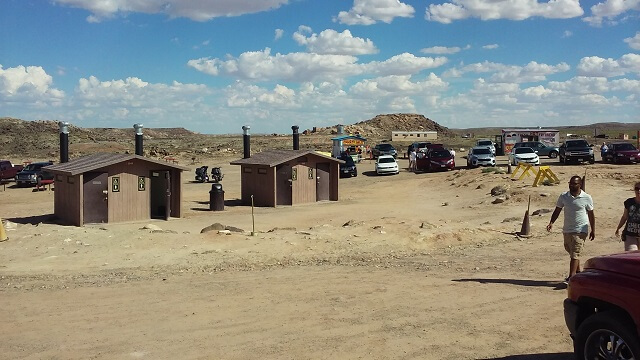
[564,233,587,259]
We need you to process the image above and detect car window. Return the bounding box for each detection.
[378,157,396,163]
[477,140,492,146]
[566,140,589,147]
[377,144,394,150]
[429,150,451,158]
[514,147,534,154]
[342,157,355,166]
[615,143,636,151]
[473,148,492,155]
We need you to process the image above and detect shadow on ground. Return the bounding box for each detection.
[453,278,567,290]
[7,214,57,225]
[479,352,573,360]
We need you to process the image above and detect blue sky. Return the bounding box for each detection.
[0,0,638,134]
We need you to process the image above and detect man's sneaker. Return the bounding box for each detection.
[563,276,571,284]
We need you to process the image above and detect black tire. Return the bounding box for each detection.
[589,157,595,164]
[353,170,358,177]
[575,312,640,360]
[549,151,558,158]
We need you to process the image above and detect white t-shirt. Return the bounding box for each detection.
[556,190,594,233]
[409,151,417,161]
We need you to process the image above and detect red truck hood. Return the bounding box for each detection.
[584,251,640,278]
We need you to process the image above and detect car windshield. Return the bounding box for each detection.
[342,157,355,166]
[514,147,534,154]
[615,143,637,151]
[430,150,451,158]
[23,164,43,171]
[566,140,589,147]
[377,144,394,150]
[477,140,492,146]
[378,157,396,164]
[473,148,492,155]
[415,142,430,148]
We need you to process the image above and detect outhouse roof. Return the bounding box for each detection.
[230,150,344,167]
[331,134,367,141]
[43,153,189,176]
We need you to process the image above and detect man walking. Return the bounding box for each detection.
[547,175,595,281]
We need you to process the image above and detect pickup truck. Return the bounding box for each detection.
[15,161,55,187]
[0,160,24,182]
[564,251,640,358]
[559,139,595,164]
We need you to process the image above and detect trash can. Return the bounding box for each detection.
[209,183,224,211]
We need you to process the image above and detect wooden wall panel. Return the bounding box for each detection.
[241,165,275,206]
[54,175,82,226]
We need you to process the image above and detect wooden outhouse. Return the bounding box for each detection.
[230,150,343,207]
[44,153,187,226]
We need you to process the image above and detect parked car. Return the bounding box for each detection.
[559,139,595,164]
[0,160,24,182]
[564,251,640,359]
[602,142,640,164]
[372,143,397,158]
[476,139,496,154]
[513,141,559,158]
[416,148,455,172]
[375,155,399,175]
[509,147,540,166]
[467,146,496,168]
[15,161,55,187]
[339,155,358,177]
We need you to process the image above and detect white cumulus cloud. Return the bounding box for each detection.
[420,45,468,54]
[577,53,640,77]
[426,0,583,24]
[335,0,415,25]
[0,64,65,102]
[624,32,640,50]
[293,27,378,55]
[583,0,640,26]
[54,0,291,22]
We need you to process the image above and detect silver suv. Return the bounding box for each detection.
[467,146,496,168]
[476,139,496,155]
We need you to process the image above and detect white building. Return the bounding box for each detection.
[391,131,437,141]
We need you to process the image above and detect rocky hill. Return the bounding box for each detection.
[313,113,454,138]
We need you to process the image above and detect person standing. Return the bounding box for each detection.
[547,175,596,280]
[600,142,608,160]
[409,148,417,172]
[615,182,640,251]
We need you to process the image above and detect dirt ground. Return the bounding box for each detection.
[0,153,637,360]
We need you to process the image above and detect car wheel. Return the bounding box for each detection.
[613,156,619,164]
[353,170,358,177]
[589,157,595,164]
[575,312,640,360]
[549,151,558,158]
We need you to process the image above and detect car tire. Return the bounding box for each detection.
[549,151,558,158]
[353,170,358,177]
[575,312,640,360]
[589,157,595,164]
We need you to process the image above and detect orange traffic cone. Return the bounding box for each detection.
[0,218,8,242]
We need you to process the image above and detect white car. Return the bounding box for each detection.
[375,155,399,175]
[509,147,540,166]
[467,146,496,168]
[476,139,496,155]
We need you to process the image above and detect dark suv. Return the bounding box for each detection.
[559,139,595,164]
[602,142,640,164]
[514,141,559,158]
[15,161,55,187]
[372,143,397,158]
[564,251,640,358]
[339,155,357,177]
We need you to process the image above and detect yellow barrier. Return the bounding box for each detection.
[510,163,538,181]
[532,166,560,187]
[0,218,7,242]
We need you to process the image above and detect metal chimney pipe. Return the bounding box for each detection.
[133,123,144,156]
[292,125,299,150]
[242,125,251,159]
[58,121,69,163]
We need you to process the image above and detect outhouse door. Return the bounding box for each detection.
[83,172,108,224]
[150,170,171,220]
[275,164,292,206]
[316,162,330,201]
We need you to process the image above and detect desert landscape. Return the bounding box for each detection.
[1,116,639,359]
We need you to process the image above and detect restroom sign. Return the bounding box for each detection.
[138,176,146,191]
[112,177,120,192]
